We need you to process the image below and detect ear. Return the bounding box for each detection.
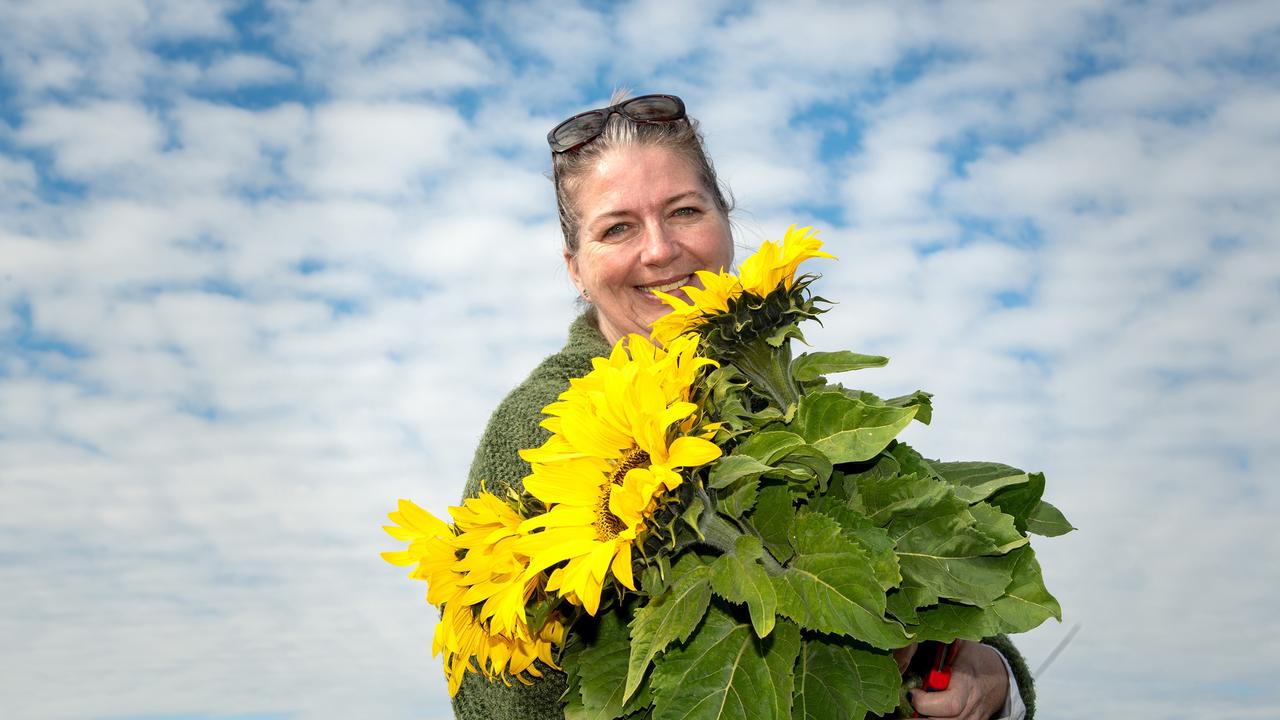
[564,248,585,296]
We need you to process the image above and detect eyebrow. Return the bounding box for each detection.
[589,191,711,223]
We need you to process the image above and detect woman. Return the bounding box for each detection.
[454,93,1033,720]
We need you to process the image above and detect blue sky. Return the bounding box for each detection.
[2,1,1278,718]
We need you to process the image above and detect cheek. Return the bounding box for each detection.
[580,250,633,295]
[701,225,734,268]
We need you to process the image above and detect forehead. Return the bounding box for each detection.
[576,145,704,211]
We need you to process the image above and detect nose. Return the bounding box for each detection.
[639,220,680,267]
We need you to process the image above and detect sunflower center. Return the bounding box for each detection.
[609,447,651,485]
[593,447,652,539]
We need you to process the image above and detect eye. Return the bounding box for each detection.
[673,206,700,217]
[603,222,629,238]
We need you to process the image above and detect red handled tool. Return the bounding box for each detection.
[912,641,960,717]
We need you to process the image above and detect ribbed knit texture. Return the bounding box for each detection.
[452,313,1036,719]
[454,315,607,720]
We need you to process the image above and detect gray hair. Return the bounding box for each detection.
[551,90,733,256]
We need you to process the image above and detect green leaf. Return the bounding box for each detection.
[735,431,806,464]
[793,636,901,720]
[709,455,776,489]
[650,604,800,720]
[854,472,953,528]
[888,499,1017,606]
[793,392,917,464]
[805,504,900,591]
[792,350,888,382]
[885,582,937,625]
[625,559,713,703]
[846,526,902,592]
[719,476,761,519]
[985,546,1063,633]
[569,610,653,720]
[771,513,910,648]
[988,472,1047,533]
[711,535,778,638]
[883,390,934,425]
[933,461,1031,504]
[888,443,942,481]
[751,484,796,564]
[773,444,833,496]
[969,502,1029,554]
[1027,499,1075,537]
[910,601,992,643]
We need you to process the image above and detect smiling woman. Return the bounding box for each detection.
[564,144,734,344]
[449,92,1035,720]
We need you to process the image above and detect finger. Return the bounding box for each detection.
[908,688,964,718]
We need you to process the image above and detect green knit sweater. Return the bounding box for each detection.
[454,314,1036,720]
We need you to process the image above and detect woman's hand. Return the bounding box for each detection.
[907,640,1009,719]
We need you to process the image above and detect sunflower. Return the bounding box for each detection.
[515,333,721,615]
[381,498,466,607]
[650,224,833,346]
[383,495,563,695]
[737,224,833,296]
[436,601,566,695]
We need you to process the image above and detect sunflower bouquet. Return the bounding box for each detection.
[384,226,1072,719]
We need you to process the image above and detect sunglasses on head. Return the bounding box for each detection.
[547,94,687,154]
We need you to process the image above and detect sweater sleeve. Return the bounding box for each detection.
[453,317,608,720]
[984,634,1036,720]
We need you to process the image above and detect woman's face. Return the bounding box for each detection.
[565,144,733,345]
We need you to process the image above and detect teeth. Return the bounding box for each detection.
[646,276,690,294]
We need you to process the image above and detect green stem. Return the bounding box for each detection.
[694,492,785,574]
[727,336,800,412]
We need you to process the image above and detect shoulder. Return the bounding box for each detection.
[464,314,609,498]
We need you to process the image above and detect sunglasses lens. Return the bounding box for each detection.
[621,95,683,121]
[551,111,607,152]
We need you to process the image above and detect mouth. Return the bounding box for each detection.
[639,274,695,299]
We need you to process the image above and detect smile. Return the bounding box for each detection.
[640,275,693,296]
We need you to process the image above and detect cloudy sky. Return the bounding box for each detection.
[2,1,1277,718]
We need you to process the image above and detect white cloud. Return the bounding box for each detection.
[841,111,951,226]
[203,53,296,88]
[2,1,1278,718]
[296,101,468,197]
[16,101,165,182]
[141,0,237,40]
[0,155,38,208]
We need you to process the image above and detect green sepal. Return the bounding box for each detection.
[681,493,706,538]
